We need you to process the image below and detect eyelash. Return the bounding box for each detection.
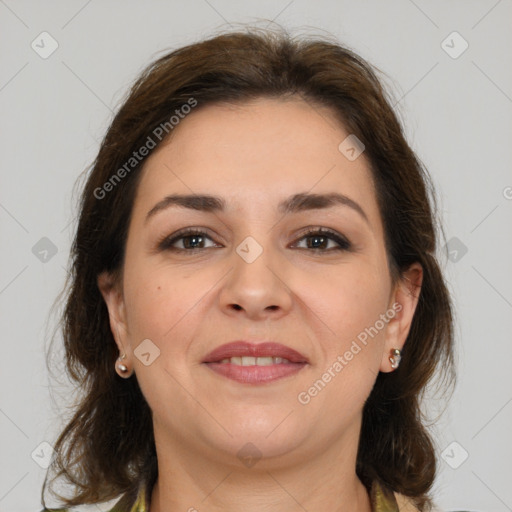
[156,227,352,254]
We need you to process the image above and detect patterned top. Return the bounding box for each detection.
[41,479,401,512]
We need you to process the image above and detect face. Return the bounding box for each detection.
[99,97,421,468]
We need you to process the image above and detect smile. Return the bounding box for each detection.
[202,341,309,384]
[203,359,307,384]
[217,356,292,365]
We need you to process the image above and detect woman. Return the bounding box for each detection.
[41,26,454,512]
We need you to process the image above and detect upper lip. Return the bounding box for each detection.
[202,341,309,364]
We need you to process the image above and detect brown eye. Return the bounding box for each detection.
[292,228,352,252]
[157,227,352,254]
[158,229,219,252]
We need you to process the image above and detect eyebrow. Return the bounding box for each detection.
[145,192,369,225]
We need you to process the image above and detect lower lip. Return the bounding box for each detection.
[203,362,307,384]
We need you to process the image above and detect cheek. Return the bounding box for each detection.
[302,274,390,419]
[320,261,391,342]
[122,259,225,370]
[122,267,202,404]
[121,259,190,347]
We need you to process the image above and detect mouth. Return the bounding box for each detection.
[202,341,309,384]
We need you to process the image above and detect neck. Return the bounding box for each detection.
[148,427,372,512]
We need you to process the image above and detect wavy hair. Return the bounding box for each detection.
[42,24,455,511]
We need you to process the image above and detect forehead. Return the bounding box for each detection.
[133,97,381,228]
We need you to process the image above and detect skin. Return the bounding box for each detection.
[98,96,422,512]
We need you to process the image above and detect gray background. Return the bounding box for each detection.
[1,1,511,511]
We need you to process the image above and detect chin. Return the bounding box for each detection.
[212,415,311,462]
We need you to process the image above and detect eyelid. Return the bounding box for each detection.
[155,225,354,253]
[155,227,219,252]
[291,226,352,251]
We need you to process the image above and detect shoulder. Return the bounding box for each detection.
[39,500,124,512]
[394,492,421,512]
[40,508,110,512]
[39,481,145,512]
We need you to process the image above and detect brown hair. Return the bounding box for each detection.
[42,25,455,511]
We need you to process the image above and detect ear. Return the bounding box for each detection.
[97,270,130,356]
[380,262,423,373]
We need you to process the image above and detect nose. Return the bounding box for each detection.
[217,238,293,320]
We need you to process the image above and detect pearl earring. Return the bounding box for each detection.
[117,353,130,376]
[389,348,402,369]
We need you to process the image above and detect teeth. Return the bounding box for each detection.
[217,356,291,365]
